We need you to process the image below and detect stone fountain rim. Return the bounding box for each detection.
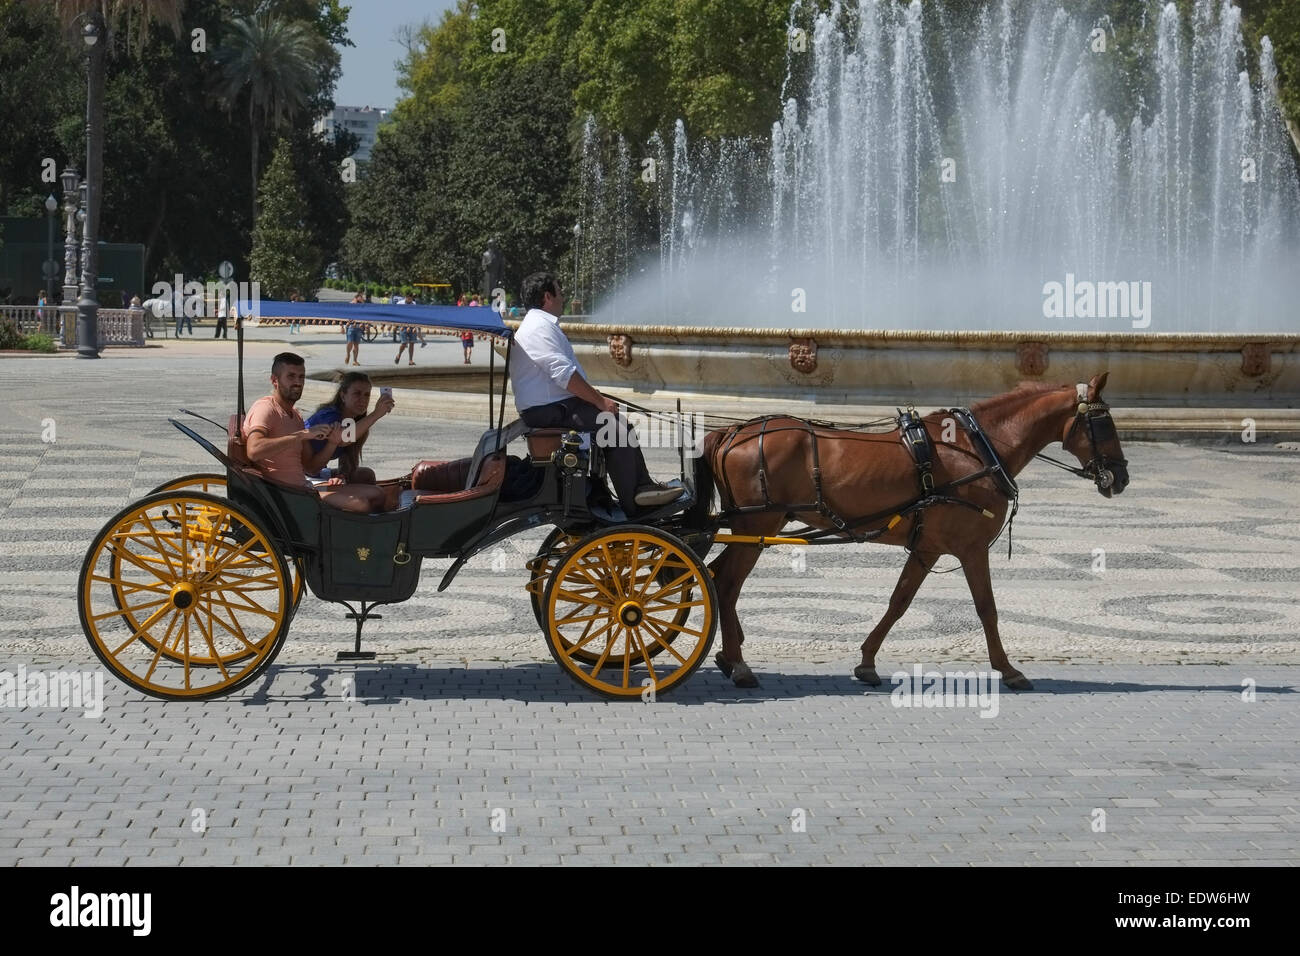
[535,321,1300,351]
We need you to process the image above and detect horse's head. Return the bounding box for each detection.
[1060,372,1129,497]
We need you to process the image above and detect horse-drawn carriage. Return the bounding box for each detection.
[78,302,731,701]
[78,300,1130,702]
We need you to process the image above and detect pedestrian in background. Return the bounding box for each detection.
[214,289,229,339]
[174,285,192,336]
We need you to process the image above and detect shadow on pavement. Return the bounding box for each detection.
[220,661,1298,707]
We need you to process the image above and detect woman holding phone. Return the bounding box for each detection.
[304,371,395,484]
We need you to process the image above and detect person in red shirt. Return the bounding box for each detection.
[241,352,387,513]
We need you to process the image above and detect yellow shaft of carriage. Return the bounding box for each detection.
[713,533,810,547]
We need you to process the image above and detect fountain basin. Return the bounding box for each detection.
[557,323,1300,440]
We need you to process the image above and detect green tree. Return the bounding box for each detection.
[42,0,185,303]
[0,0,75,216]
[211,9,328,226]
[1244,0,1300,150]
[341,111,460,287]
[250,138,320,299]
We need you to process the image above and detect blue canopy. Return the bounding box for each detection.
[233,299,511,339]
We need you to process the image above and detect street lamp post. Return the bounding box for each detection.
[44,195,58,314]
[76,13,105,358]
[59,168,81,347]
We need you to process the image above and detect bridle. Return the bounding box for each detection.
[1033,383,1128,491]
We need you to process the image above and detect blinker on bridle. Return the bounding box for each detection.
[1035,383,1128,490]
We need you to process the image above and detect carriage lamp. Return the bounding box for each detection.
[558,431,583,471]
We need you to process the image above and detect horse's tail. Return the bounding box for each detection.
[687,429,723,528]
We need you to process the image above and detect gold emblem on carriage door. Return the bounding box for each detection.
[356,547,371,561]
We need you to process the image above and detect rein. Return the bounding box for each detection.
[614,385,1121,560]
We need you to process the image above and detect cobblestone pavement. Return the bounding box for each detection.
[0,346,1296,864]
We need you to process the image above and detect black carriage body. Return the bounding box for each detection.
[220,442,608,605]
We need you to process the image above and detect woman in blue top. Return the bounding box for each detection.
[303,371,395,484]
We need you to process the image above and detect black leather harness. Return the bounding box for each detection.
[715,409,1018,548]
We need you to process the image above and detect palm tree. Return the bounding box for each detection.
[41,1,184,341]
[211,10,323,226]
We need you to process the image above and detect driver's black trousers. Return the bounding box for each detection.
[519,397,652,514]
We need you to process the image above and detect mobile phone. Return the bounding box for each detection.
[380,387,392,400]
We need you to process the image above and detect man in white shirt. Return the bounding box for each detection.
[510,271,682,512]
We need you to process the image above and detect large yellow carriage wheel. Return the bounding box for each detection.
[542,525,717,699]
[146,473,306,616]
[80,491,292,700]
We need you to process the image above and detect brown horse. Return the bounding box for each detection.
[697,373,1129,690]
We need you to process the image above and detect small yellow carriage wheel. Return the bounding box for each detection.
[526,526,694,665]
[80,491,292,700]
[542,525,717,699]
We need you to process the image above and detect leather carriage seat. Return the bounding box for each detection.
[408,452,505,505]
[226,413,265,482]
[524,429,565,461]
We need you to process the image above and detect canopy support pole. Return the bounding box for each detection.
[236,313,245,420]
[494,336,512,453]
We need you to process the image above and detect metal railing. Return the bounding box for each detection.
[0,305,146,347]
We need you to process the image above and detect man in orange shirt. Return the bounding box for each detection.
[242,352,387,514]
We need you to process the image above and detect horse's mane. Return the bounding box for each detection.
[968,381,1071,415]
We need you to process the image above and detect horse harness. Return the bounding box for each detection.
[714,384,1126,559]
[1033,383,1128,492]
[715,409,1020,548]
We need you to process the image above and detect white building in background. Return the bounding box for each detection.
[314,105,391,163]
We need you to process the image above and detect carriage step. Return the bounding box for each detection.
[336,651,376,661]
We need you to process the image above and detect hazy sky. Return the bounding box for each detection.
[335,0,461,109]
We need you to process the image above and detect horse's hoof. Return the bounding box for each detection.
[854,665,882,686]
[714,652,734,679]
[731,661,759,689]
[1002,672,1034,691]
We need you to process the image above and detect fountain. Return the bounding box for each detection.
[569,0,1300,418]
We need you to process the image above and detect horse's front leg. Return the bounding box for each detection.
[958,546,1033,690]
[709,542,763,689]
[856,550,935,685]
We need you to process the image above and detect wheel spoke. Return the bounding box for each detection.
[588,630,618,678]
[560,618,614,658]
[90,596,168,623]
[598,543,626,600]
[202,597,259,651]
[552,608,610,627]
[107,601,174,656]
[190,610,232,681]
[568,563,618,603]
[643,614,707,640]
[93,574,171,596]
[553,583,611,608]
[139,512,183,579]
[639,615,689,665]
[635,548,670,600]
[201,587,281,620]
[645,598,706,612]
[106,539,178,582]
[641,566,696,604]
[629,627,657,685]
[139,610,179,682]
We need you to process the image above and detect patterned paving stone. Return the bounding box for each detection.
[1,346,1297,864]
